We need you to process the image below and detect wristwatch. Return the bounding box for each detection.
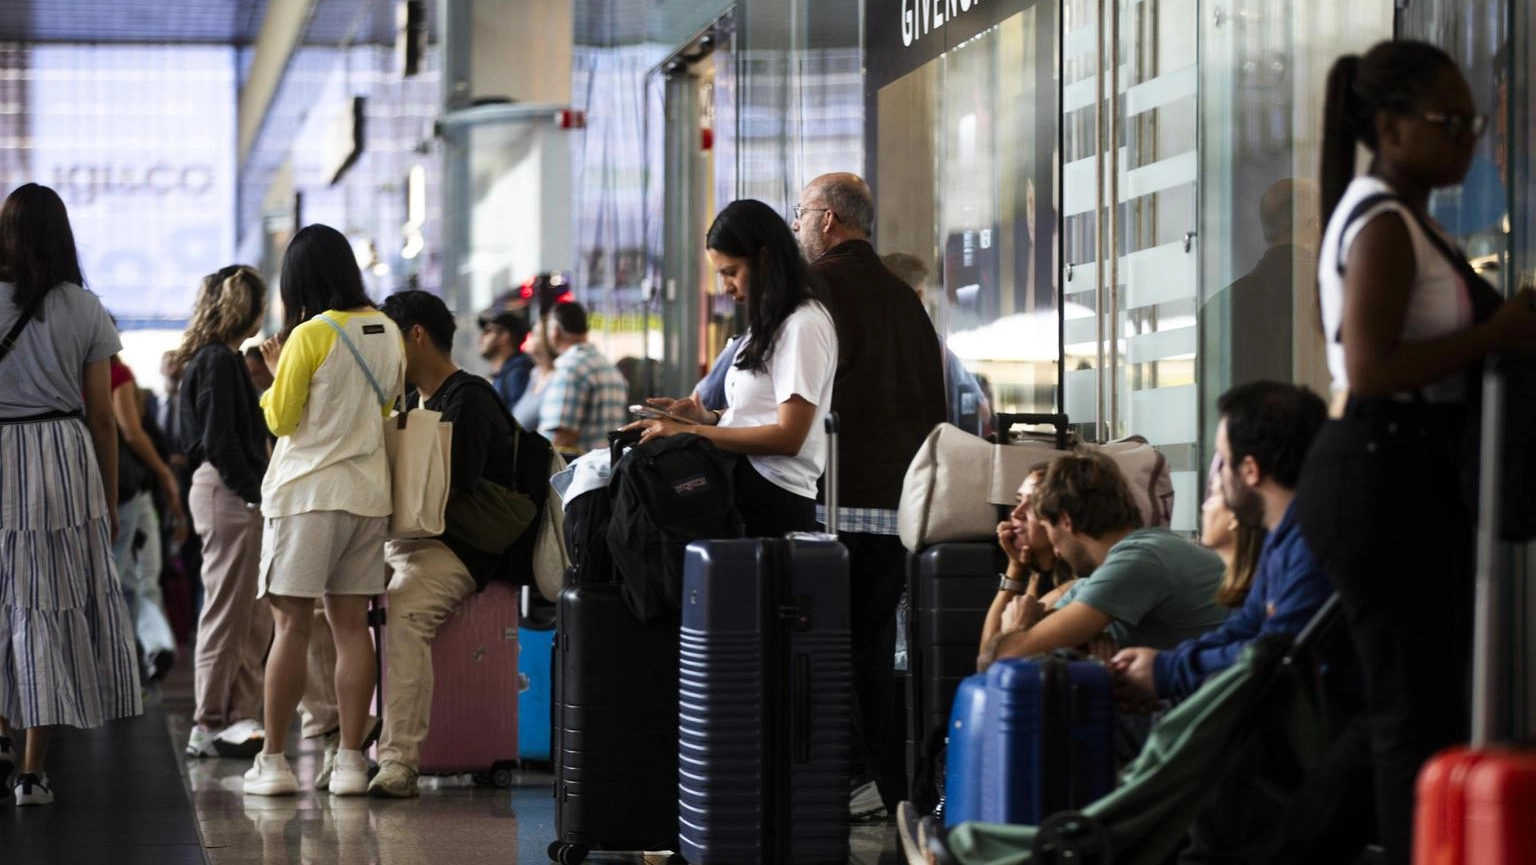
[998,573,1031,594]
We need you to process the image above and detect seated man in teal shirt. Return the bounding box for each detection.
[985,452,1228,666]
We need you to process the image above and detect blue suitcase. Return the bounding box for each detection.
[944,655,1115,827]
[677,537,852,865]
[942,675,990,826]
[517,623,554,764]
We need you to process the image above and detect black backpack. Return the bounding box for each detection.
[606,433,744,622]
[436,374,556,583]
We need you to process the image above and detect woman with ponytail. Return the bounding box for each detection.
[1289,41,1536,864]
[626,198,838,536]
[177,264,274,760]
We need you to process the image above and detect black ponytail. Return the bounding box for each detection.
[1318,40,1460,225]
[1321,55,1364,227]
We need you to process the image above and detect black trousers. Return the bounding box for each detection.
[1289,401,1472,865]
[732,458,816,537]
[841,532,908,786]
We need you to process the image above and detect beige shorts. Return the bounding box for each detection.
[258,511,389,599]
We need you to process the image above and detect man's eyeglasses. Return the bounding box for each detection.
[1418,110,1488,142]
[792,204,833,220]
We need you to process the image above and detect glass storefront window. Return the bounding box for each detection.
[876,6,1059,438]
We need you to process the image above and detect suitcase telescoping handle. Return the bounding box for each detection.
[1472,357,1511,747]
[994,412,1072,450]
[823,412,840,535]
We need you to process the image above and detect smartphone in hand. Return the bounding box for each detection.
[629,404,696,424]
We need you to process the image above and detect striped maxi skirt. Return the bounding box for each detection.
[0,415,142,728]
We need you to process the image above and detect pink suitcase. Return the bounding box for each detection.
[385,580,522,786]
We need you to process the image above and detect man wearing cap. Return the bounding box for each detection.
[477,310,534,411]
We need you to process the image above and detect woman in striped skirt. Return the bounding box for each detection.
[0,183,142,806]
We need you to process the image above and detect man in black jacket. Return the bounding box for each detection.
[793,173,948,818]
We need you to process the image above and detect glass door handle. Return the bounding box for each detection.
[1184,231,1197,253]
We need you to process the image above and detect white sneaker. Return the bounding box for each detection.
[14,772,54,806]
[214,719,266,758]
[186,726,217,758]
[367,760,420,799]
[314,739,338,791]
[851,779,888,820]
[327,749,369,796]
[314,716,381,790]
[244,752,298,796]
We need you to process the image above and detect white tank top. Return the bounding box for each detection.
[1317,176,1474,402]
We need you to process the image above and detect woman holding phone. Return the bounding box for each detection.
[626,199,838,536]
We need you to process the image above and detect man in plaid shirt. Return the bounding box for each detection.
[537,301,628,453]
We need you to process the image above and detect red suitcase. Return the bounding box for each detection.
[386,580,522,786]
[1416,747,1536,865]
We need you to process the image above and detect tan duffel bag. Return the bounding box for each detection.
[898,414,1174,552]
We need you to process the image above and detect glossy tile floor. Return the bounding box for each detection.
[5,658,905,865]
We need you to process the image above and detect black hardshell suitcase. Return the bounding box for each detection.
[675,416,852,865]
[905,542,1005,805]
[551,583,679,864]
[550,432,680,865]
[904,412,1070,809]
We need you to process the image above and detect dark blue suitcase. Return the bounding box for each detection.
[944,655,1115,827]
[677,537,852,865]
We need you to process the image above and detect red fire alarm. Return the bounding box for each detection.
[701,127,714,151]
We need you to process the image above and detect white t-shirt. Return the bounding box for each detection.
[721,300,838,499]
[1318,176,1475,402]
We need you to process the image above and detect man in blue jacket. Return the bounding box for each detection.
[1111,380,1356,863]
[1112,380,1334,702]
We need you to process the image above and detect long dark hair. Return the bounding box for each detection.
[279,224,374,337]
[1320,41,1458,224]
[0,183,86,318]
[706,199,813,374]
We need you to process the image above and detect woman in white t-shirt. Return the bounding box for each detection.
[243,224,405,797]
[631,199,838,536]
[1288,42,1536,865]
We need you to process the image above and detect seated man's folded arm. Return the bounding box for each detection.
[988,601,1113,666]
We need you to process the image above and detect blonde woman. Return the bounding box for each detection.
[177,264,272,759]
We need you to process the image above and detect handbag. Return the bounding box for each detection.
[316,314,451,539]
[530,449,569,602]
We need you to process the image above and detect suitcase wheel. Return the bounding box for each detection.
[548,842,587,865]
[1031,811,1112,864]
[490,762,515,789]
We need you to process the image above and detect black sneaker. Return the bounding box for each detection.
[15,773,53,806]
[144,649,175,683]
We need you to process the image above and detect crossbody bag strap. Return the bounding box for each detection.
[1394,205,1505,324]
[316,313,392,408]
[0,306,36,366]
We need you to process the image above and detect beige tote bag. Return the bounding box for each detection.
[317,314,451,539]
